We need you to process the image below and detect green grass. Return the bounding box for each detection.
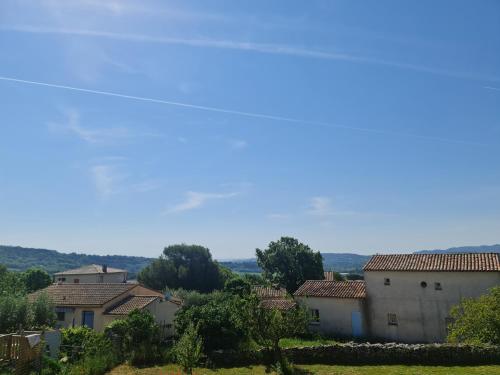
[279,337,338,348]
[109,364,500,375]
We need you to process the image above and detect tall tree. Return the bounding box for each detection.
[138,244,230,293]
[256,237,324,293]
[22,268,52,293]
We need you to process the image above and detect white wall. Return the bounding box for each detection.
[364,271,500,343]
[295,296,366,338]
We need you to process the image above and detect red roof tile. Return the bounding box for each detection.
[29,283,136,306]
[294,280,366,298]
[363,253,500,272]
[105,296,158,315]
[253,286,287,299]
[260,299,297,311]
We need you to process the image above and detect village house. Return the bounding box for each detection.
[253,285,296,310]
[294,280,366,338]
[295,252,500,343]
[30,283,181,335]
[53,264,127,284]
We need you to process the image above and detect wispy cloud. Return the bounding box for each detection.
[484,86,500,92]
[308,196,334,216]
[267,213,291,220]
[166,191,239,214]
[228,139,247,150]
[90,164,123,197]
[2,76,482,146]
[47,109,162,144]
[3,25,499,82]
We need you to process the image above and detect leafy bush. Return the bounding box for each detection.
[31,292,56,329]
[0,295,30,332]
[174,323,203,375]
[41,355,63,375]
[175,291,254,353]
[105,309,161,365]
[448,286,500,345]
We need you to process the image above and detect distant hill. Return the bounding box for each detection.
[415,244,500,254]
[0,245,153,279]
[1,244,498,278]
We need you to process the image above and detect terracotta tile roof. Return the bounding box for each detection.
[294,280,366,298]
[105,296,158,315]
[29,283,136,306]
[260,299,297,311]
[363,253,500,272]
[54,264,126,275]
[253,286,287,299]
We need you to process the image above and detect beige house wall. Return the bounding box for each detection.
[364,271,500,343]
[295,296,365,338]
[54,286,179,334]
[55,272,127,284]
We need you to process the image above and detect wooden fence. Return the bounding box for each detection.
[0,334,42,374]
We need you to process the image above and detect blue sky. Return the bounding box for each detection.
[1,0,499,259]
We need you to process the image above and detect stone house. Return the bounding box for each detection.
[295,252,500,343]
[294,280,366,338]
[53,264,127,284]
[30,283,181,335]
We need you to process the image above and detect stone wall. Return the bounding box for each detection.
[209,343,500,367]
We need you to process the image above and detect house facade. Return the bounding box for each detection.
[53,264,127,284]
[294,280,366,338]
[30,283,181,335]
[295,253,500,343]
[363,253,500,343]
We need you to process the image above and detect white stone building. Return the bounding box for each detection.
[295,253,500,343]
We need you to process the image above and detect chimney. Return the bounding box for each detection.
[102,264,108,273]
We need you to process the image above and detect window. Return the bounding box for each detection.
[420,281,427,288]
[57,312,65,321]
[434,282,442,290]
[82,311,94,329]
[387,313,398,326]
[73,279,80,284]
[98,275,104,283]
[310,309,320,324]
[384,278,391,286]
[57,277,66,282]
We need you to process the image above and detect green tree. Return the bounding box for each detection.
[138,244,231,292]
[22,268,52,293]
[0,264,26,296]
[105,309,161,365]
[256,237,324,293]
[174,323,203,375]
[175,291,253,353]
[31,292,56,328]
[250,304,310,372]
[447,286,500,345]
[224,276,252,297]
[0,295,30,332]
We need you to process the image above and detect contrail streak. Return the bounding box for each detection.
[3,25,499,83]
[0,75,481,145]
[484,86,500,91]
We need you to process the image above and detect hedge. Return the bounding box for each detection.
[209,343,500,367]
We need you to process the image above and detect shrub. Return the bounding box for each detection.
[448,286,500,345]
[175,291,253,353]
[104,309,161,365]
[174,323,203,375]
[31,292,56,329]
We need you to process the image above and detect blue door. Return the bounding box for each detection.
[82,311,94,329]
[351,311,363,338]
